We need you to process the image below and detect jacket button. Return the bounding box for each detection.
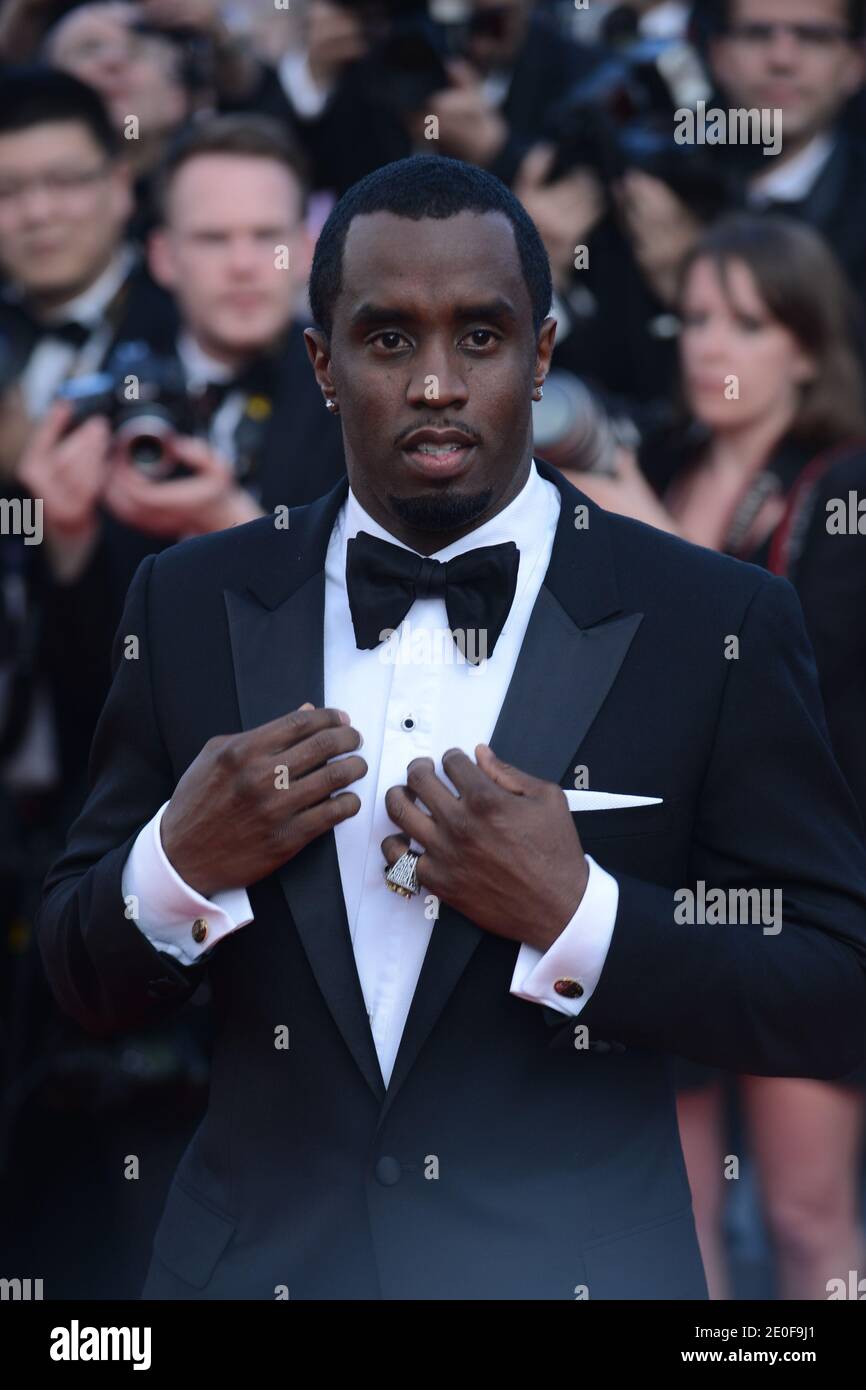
[554,978,584,998]
[374,1156,402,1186]
[192,918,209,944]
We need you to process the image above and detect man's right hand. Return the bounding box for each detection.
[17,399,111,539]
[159,704,367,898]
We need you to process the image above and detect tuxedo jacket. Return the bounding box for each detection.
[36,458,866,1300]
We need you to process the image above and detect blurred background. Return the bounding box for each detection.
[1,0,866,1301]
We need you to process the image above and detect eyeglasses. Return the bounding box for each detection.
[0,164,112,204]
[725,21,852,49]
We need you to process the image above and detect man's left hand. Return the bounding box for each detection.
[382,745,588,950]
[103,433,265,538]
[408,58,508,167]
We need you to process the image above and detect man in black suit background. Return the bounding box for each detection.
[705,0,866,303]
[37,152,866,1300]
[0,68,178,474]
[16,114,346,665]
[220,0,605,196]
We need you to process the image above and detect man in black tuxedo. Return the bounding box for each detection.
[706,0,866,304]
[37,153,866,1301]
[0,68,177,428]
[91,113,346,600]
[15,114,346,738]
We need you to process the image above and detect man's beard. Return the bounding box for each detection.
[387,487,494,533]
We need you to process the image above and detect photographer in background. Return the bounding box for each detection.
[563,214,866,1299]
[0,68,177,790]
[0,67,177,443]
[18,114,345,616]
[511,7,722,440]
[702,0,866,305]
[220,0,606,195]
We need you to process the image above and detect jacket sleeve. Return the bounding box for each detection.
[36,551,207,1036]
[570,574,866,1080]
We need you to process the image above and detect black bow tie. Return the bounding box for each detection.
[345,530,520,665]
[46,319,91,348]
[190,379,236,427]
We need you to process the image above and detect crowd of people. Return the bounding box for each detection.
[1,0,865,1299]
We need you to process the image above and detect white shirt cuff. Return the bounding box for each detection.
[278,50,334,119]
[509,855,618,1015]
[121,801,254,965]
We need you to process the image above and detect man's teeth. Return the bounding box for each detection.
[410,442,468,454]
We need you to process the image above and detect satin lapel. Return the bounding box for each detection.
[378,461,643,1120]
[224,478,386,1103]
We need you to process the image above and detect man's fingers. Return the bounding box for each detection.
[515,141,556,196]
[289,725,365,779]
[289,790,362,844]
[286,753,367,809]
[405,756,460,820]
[381,833,411,865]
[259,705,352,754]
[165,433,228,472]
[384,784,441,851]
[30,398,75,451]
[474,743,538,796]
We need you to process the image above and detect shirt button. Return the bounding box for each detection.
[401,715,416,731]
[374,1156,402,1186]
[192,917,209,944]
[554,978,584,998]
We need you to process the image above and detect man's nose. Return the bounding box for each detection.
[764,26,802,69]
[226,238,262,275]
[16,183,57,222]
[406,343,470,407]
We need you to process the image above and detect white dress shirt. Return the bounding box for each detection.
[122,460,619,1086]
[747,131,835,206]
[175,330,247,468]
[19,245,136,418]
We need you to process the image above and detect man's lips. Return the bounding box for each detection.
[399,429,479,481]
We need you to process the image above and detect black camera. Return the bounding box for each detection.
[343,0,515,116]
[55,341,196,478]
[542,45,737,222]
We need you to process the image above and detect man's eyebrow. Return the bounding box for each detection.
[349,297,519,329]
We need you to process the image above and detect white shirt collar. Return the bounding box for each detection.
[748,131,836,204]
[41,244,136,328]
[343,457,549,562]
[638,2,690,40]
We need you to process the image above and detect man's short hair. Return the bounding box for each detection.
[0,66,119,157]
[308,154,553,344]
[153,114,311,224]
[699,0,866,40]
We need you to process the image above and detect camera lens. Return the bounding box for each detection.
[114,410,175,478]
[128,435,166,471]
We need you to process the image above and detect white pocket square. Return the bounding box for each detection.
[563,790,664,811]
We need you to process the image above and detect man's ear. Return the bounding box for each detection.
[840,43,866,99]
[148,227,176,291]
[535,315,557,379]
[303,326,334,392]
